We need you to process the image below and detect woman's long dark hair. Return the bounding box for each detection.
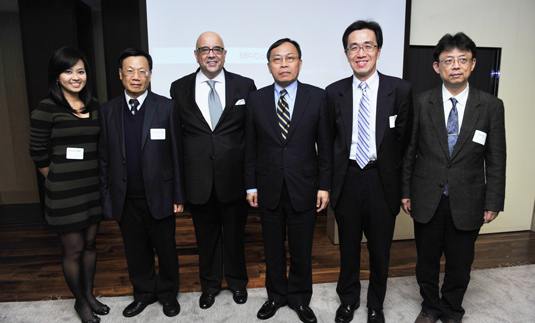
[47,47,93,113]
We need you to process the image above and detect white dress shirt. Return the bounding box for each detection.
[350,71,379,162]
[442,83,469,129]
[195,70,226,129]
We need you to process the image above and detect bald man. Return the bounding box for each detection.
[170,32,256,309]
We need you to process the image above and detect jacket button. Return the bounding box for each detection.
[212,134,215,138]
[123,159,126,164]
[123,176,127,181]
[209,156,215,160]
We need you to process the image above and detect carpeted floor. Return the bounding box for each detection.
[1,265,534,322]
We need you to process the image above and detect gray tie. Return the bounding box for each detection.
[207,80,223,130]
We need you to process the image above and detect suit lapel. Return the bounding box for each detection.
[338,78,353,153]
[285,82,308,142]
[114,98,126,158]
[141,92,156,151]
[262,85,283,143]
[215,70,236,130]
[427,87,450,158]
[375,73,393,150]
[451,88,480,159]
[186,75,211,130]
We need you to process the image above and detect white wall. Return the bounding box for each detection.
[394,0,535,239]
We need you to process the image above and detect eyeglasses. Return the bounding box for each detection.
[346,43,377,53]
[121,68,150,78]
[270,55,299,65]
[439,57,473,66]
[196,46,225,55]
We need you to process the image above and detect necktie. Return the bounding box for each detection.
[356,82,371,169]
[277,89,290,140]
[447,97,459,156]
[129,98,139,116]
[444,97,459,195]
[207,80,223,130]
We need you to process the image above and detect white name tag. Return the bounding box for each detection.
[66,147,84,160]
[473,130,487,145]
[389,115,397,128]
[150,128,166,140]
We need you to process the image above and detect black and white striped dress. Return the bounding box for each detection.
[30,98,103,232]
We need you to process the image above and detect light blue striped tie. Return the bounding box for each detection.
[356,82,371,169]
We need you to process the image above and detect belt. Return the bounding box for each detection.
[348,159,377,170]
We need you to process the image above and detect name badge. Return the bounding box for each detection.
[389,115,397,128]
[150,128,166,140]
[473,130,487,145]
[66,147,84,160]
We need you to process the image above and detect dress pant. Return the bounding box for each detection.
[260,182,317,307]
[189,187,249,294]
[119,197,179,303]
[334,164,396,310]
[414,194,480,321]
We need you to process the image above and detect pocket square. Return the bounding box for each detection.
[235,99,246,105]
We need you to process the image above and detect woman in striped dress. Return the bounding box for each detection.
[30,47,107,323]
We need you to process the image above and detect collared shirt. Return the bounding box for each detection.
[195,69,226,129]
[350,70,379,161]
[124,90,148,110]
[274,80,298,118]
[442,83,469,129]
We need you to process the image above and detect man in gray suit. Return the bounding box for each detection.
[401,33,506,323]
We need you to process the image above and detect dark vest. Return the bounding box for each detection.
[124,99,146,198]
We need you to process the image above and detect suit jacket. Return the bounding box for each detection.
[244,82,333,212]
[401,86,506,230]
[98,91,185,221]
[170,69,256,204]
[326,73,413,214]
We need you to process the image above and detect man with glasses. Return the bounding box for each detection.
[245,38,333,323]
[402,32,506,323]
[99,48,185,318]
[326,20,413,323]
[170,31,256,310]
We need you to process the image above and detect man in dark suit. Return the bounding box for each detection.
[169,31,256,309]
[326,20,413,323]
[245,38,333,323]
[99,48,185,318]
[401,33,506,323]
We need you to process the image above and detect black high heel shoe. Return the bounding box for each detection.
[92,304,110,315]
[74,302,101,323]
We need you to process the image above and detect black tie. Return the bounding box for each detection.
[129,99,140,116]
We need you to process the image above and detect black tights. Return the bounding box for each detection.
[58,223,104,321]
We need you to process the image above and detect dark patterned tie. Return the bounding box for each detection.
[444,97,459,195]
[277,89,290,140]
[447,97,459,156]
[129,98,139,116]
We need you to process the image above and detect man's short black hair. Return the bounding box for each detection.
[118,48,153,70]
[342,20,383,50]
[266,38,302,61]
[433,32,477,62]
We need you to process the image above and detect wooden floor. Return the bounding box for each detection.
[1,212,534,302]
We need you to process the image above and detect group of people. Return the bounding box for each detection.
[29,19,506,323]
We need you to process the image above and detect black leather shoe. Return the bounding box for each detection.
[92,304,110,315]
[122,299,156,317]
[368,309,385,323]
[257,300,285,320]
[199,293,217,309]
[162,299,180,317]
[232,289,248,304]
[335,304,358,323]
[292,305,317,323]
[74,302,101,323]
